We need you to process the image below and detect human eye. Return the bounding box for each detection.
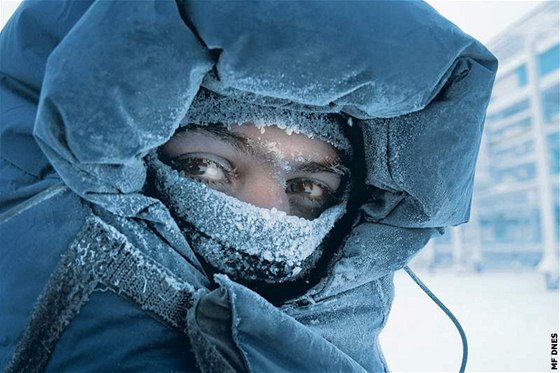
[170,153,236,188]
[285,178,337,219]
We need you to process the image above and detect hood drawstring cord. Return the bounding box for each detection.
[403,266,468,373]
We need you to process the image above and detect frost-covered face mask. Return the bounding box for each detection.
[149,88,352,284]
[150,156,347,283]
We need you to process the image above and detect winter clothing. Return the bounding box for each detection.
[0,0,496,372]
[182,88,352,152]
[150,155,348,285]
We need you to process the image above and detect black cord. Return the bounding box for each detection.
[403,266,468,373]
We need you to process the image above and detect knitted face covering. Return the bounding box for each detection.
[151,88,351,284]
[150,156,347,284]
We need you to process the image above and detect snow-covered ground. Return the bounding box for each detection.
[380,269,559,372]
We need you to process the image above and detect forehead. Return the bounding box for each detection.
[229,124,340,162]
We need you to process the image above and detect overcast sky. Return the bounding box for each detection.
[0,1,550,43]
[426,0,546,43]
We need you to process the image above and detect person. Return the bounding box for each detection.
[146,88,359,304]
[0,1,497,372]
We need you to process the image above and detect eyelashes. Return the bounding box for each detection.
[171,154,237,190]
[286,178,332,204]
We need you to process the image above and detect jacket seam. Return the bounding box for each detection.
[0,155,41,179]
[0,182,67,224]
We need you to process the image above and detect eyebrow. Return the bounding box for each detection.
[190,125,346,175]
[193,126,257,156]
[294,160,348,176]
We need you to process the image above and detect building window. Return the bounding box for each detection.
[516,65,528,86]
[487,99,530,122]
[541,84,559,123]
[488,117,532,141]
[547,131,559,175]
[479,207,541,244]
[538,44,560,77]
[493,162,536,183]
[491,65,529,102]
[489,139,534,162]
[554,187,559,241]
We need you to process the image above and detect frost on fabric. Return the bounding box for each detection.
[150,157,346,284]
[181,88,352,153]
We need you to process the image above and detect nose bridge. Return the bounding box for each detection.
[238,173,290,213]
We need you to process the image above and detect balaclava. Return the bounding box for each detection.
[150,88,352,285]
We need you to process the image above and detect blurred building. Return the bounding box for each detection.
[420,1,559,285]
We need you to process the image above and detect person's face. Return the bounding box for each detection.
[160,124,347,219]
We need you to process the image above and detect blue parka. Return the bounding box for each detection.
[0,1,497,372]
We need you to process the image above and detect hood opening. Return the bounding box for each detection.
[143,116,368,305]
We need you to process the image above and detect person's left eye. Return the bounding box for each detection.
[285,178,335,218]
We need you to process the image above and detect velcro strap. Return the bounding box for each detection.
[7,216,196,373]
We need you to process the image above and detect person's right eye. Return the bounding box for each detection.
[171,153,236,188]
